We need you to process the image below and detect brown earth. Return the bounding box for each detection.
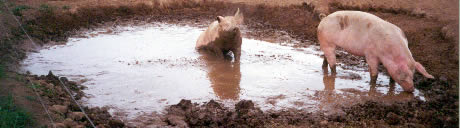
[0,71,125,127]
[0,0,458,127]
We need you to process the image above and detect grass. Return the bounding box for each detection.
[12,5,31,16]
[38,4,54,14]
[0,95,33,128]
[43,88,56,97]
[14,74,24,82]
[0,1,4,14]
[28,82,56,98]
[27,83,41,90]
[0,64,5,79]
[24,96,36,101]
[62,5,70,10]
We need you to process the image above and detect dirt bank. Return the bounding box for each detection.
[0,0,458,127]
[0,71,125,127]
[162,78,458,127]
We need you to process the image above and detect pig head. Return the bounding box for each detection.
[385,59,434,92]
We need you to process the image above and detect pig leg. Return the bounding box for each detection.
[212,47,224,59]
[322,47,337,74]
[389,77,395,84]
[388,81,396,96]
[369,82,377,96]
[322,58,329,73]
[365,56,379,84]
[231,48,241,63]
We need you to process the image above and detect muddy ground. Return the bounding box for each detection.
[0,71,125,127]
[0,0,458,127]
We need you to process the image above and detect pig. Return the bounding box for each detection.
[317,11,434,92]
[196,8,244,62]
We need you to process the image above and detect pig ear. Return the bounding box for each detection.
[216,16,224,23]
[234,8,240,16]
[415,62,434,78]
[234,8,244,25]
[397,69,408,80]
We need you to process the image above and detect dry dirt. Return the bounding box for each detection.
[0,0,458,127]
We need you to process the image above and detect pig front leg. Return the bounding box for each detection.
[322,58,328,73]
[322,47,337,74]
[212,47,224,59]
[231,48,241,63]
[389,77,395,84]
[365,56,379,84]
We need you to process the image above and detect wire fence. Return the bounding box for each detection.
[1,0,96,127]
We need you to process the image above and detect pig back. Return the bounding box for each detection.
[196,21,220,49]
[318,11,406,56]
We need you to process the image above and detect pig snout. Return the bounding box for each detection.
[399,80,415,92]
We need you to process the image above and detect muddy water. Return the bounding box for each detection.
[21,23,424,120]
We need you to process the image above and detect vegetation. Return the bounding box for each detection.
[0,95,33,128]
[0,64,5,78]
[62,5,70,10]
[12,5,31,16]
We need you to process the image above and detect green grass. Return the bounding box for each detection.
[24,96,36,102]
[14,74,24,82]
[0,95,33,128]
[62,5,70,10]
[12,5,31,16]
[0,1,5,14]
[43,88,56,97]
[38,4,54,14]
[0,64,5,79]
[27,83,41,90]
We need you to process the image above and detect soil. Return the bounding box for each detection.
[0,71,125,127]
[0,0,458,127]
[162,86,458,127]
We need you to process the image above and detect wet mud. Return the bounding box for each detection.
[24,71,124,127]
[163,84,457,128]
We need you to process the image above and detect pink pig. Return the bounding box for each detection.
[196,8,244,62]
[317,11,434,92]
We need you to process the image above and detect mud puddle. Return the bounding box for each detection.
[21,23,424,122]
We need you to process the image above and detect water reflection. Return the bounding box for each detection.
[199,52,241,100]
[321,68,414,100]
[322,74,336,91]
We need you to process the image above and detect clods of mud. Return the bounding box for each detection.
[22,23,424,123]
[25,71,124,127]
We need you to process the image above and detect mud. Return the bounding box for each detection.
[25,71,124,127]
[163,83,457,128]
[145,79,445,127]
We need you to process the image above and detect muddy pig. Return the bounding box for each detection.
[196,8,244,62]
[317,11,434,92]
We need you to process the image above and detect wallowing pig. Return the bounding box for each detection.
[196,8,244,62]
[317,11,434,92]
